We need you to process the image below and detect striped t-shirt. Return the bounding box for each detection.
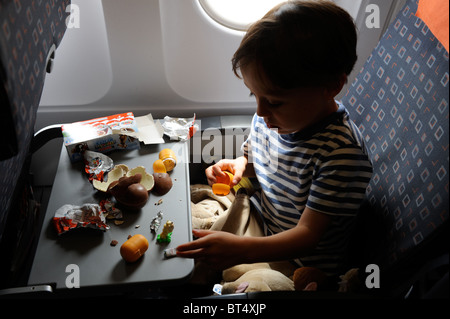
[242,101,373,276]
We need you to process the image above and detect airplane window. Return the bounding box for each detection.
[198,0,286,31]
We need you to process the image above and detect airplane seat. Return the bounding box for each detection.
[0,0,71,289]
[340,0,448,298]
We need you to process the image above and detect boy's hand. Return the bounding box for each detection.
[205,156,248,186]
[176,230,246,270]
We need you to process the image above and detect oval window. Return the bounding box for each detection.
[198,0,286,31]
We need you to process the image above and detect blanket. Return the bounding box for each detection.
[190,184,235,230]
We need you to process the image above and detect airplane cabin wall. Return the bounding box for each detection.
[36,0,405,130]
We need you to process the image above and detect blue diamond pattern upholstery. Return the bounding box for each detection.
[0,0,70,244]
[342,0,448,273]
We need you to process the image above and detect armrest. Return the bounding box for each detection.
[0,285,53,299]
[30,124,64,154]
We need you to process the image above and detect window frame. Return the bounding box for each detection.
[198,0,287,31]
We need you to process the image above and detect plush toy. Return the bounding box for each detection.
[293,266,327,291]
[220,263,329,294]
[221,263,294,294]
[337,268,361,292]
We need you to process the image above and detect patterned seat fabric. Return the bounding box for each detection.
[0,1,70,242]
[342,0,448,271]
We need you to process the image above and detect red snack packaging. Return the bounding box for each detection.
[53,203,110,235]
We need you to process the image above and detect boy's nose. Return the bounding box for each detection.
[256,100,271,117]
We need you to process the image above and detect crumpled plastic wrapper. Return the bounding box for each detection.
[84,150,114,182]
[100,199,124,225]
[53,203,110,235]
[161,114,198,141]
[150,211,163,232]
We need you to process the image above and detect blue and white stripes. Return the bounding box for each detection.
[243,102,372,275]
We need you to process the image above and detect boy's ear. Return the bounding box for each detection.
[325,74,347,98]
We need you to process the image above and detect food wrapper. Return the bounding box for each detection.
[161,114,198,141]
[62,112,140,163]
[53,204,110,235]
[99,199,123,225]
[84,150,114,182]
[150,211,163,232]
[164,247,177,259]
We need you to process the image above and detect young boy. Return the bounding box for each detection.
[177,0,373,278]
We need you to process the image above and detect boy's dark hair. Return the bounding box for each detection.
[232,0,357,90]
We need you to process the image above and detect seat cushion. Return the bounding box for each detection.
[341,0,449,268]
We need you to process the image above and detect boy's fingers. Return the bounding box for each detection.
[231,172,242,186]
[176,248,204,258]
[212,165,227,177]
[217,160,236,174]
[192,229,217,239]
[176,241,203,253]
[176,230,215,252]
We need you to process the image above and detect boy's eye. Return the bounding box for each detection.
[249,92,282,107]
[268,101,283,107]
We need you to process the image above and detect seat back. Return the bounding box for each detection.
[0,0,70,285]
[342,0,448,295]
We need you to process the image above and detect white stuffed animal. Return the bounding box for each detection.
[221,263,295,294]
